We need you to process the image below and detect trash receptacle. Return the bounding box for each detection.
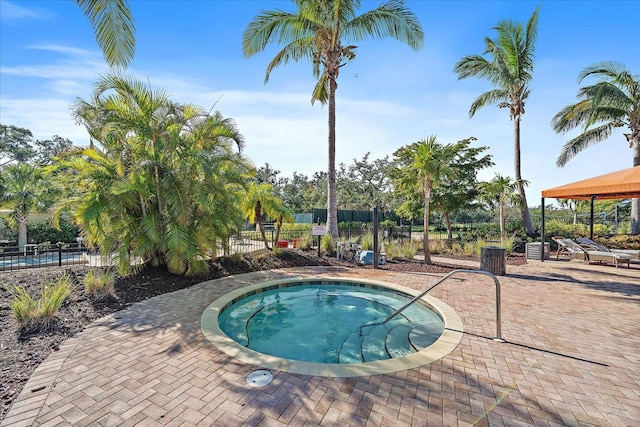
[480,246,506,276]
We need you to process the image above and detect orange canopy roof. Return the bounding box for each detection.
[541,166,640,200]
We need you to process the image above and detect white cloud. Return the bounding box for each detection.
[0,1,51,22]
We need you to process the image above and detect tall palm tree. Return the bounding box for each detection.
[242,0,424,238]
[477,174,525,244]
[0,164,51,251]
[551,62,640,234]
[56,74,249,275]
[454,7,539,236]
[76,0,135,69]
[393,136,458,264]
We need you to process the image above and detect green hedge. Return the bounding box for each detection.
[27,221,79,244]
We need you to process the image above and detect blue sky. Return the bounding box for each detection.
[1,0,639,209]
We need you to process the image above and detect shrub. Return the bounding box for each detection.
[8,274,73,332]
[360,232,374,251]
[28,221,79,244]
[296,232,313,249]
[83,269,115,298]
[320,234,335,254]
[385,240,419,260]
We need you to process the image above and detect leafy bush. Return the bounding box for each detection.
[8,274,74,332]
[28,221,79,244]
[83,269,115,298]
[599,234,640,250]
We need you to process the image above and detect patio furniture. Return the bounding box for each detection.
[552,236,631,267]
[576,237,640,261]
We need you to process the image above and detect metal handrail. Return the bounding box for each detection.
[379,269,504,342]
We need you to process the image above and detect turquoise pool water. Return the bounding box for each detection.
[218,281,445,364]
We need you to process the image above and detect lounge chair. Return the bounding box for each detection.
[576,237,640,261]
[552,236,631,268]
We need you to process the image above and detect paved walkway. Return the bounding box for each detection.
[3,258,639,426]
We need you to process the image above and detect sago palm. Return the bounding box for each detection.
[454,7,538,236]
[242,0,424,238]
[551,61,640,233]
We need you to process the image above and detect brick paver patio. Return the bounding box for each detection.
[2,258,639,426]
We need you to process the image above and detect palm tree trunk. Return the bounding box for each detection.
[255,202,270,249]
[423,178,432,264]
[513,116,535,235]
[326,77,339,239]
[18,215,28,252]
[499,202,505,244]
[444,212,453,241]
[631,139,640,234]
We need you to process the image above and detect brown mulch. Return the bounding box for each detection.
[0,249,525,421]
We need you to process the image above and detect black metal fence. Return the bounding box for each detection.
[0,243,88,272]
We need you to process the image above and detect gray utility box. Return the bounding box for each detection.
[526,242,550,260]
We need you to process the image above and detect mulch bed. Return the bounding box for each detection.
[0,249,525,421]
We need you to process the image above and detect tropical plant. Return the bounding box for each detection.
[392,136,459,264]
[54,74,250,276]
[83,269,116,298]
[454,7,539,236]
[8,273,74,332]
[0,163,52,250]
[429,138,493,239]
[241,182,293,249]
[551,61,640,234]
[76,0,135,69]
[242,0,424,238]
[477,174,526,244]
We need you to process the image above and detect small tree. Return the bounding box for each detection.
[477,174,526,244]
[0,164,51,250]
[393,136,459,264]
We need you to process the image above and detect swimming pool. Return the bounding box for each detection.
[201,277,463,377]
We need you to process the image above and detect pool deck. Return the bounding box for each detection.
[2,257,639,426]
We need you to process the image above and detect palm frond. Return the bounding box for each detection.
[469,89,510,117]
[344,0,424,50]
[556,123,615,167]
[76,0,135,69]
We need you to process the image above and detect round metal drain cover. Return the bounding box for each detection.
[246,370,273,387]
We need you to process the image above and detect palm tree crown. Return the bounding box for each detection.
[551,61,640,234]
[454,7,539,236]
[243,0,423,238]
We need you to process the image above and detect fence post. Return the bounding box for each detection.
[58,243,62,267]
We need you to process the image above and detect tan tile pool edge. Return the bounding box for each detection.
[200,276,464,378]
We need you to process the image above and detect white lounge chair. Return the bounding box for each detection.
[576,237,640,261]
[552,236,631,268]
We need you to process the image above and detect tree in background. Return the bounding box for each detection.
[241,182,292,249]
[430,138,493,240]
[0,164,52,250]
[0,125,36,167]
[55,74,249,276]
[454,7,539,236]
[243,0,424,238]
[336,153,395,211]
[552,61,640,234]
[393,136,459,264]
[477,174,525,244]
[1,125,75,168]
